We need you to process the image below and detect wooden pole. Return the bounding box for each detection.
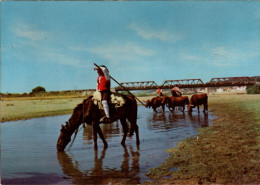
[94,63,146,106]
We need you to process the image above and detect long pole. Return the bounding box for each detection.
[94,63,146,106]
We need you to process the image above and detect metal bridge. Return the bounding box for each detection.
[114,76,258,91]
[117,81,159,91]
[162,79,205,89]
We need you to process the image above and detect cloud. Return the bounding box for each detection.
[210,46,259,63]
[42,51,88,67]
[128,23,184,42]
[8,22,88,67]
[12,22,48,41]
[178,43,260,67]
[7,37,89,68]
[211,47,230,57]
[180,53,203,62]
[87,42,155,63]
[213,44,259,65]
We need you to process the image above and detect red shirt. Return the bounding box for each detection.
[97,76,110,91]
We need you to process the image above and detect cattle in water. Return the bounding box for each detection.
[188,93,208,113]
[145,96,165,113]
[162,96,189,112]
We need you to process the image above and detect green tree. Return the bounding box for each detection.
[31,86,46,94]
[246,84,260,94]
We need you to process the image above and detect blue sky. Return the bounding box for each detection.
[1,1,260,93]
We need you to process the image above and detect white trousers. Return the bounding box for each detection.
[102,100,110,118]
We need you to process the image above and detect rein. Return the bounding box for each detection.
[67,124,82,151]
[67,102,85,151]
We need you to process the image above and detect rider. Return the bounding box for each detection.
[157,87,163,96]
[94,65,112,123]
[171,86,182,97]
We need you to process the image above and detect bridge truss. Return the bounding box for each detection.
[116,81,159,91]
[114,76,257,91]
[205,77,255,87]
[162,79,205,89]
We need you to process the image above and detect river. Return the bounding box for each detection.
[1,106,214,184]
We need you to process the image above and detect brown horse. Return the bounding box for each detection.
[145,96,165,113]
[56,95,140,151]
[162,96,189,112]
[188,93,208,113]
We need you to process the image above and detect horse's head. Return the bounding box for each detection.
[57,122,72,151]
[188,104,194,113]
[145,99,151,108]
[56,96,94,151]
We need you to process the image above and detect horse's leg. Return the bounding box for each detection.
[168,105,173,112]
[96,125,108,148]
[197,105,200,113]
[92,122,98,150]
[126,99,140,146]
[135,124,140,145]
[204,102,208,113]
[120,118,128,146]
[127,118,140,146]
[153,107,157,113]
[203,104,205,113]
[92,123,108,150]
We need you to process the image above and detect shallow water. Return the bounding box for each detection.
[1,106,214,184]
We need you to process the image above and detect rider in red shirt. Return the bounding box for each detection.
[94,65,111,123]
[157,87,163,96]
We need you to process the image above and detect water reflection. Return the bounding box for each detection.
[146,110,210,132]
[57,146,140,184]
[188,112,209,128]
[83,122,121,144]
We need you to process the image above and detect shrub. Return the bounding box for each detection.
[246,84,260,94]
[31,86,46,94]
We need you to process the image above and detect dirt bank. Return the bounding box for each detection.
[145,94,260,184]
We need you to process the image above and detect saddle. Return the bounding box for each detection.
[92,91,126,110]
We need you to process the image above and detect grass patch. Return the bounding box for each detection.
[146,94,260,184]
[0,95,152,122]
[0,98,85,122]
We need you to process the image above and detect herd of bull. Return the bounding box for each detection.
[145,93,208,113]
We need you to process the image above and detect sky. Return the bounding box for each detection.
[1,1,260,93]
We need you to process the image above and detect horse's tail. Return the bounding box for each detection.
[123,95,138,136]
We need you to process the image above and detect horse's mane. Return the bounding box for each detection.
[73,96,93,112]
[82,95,93,104]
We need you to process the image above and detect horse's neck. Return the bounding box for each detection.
[67,119,82,135]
